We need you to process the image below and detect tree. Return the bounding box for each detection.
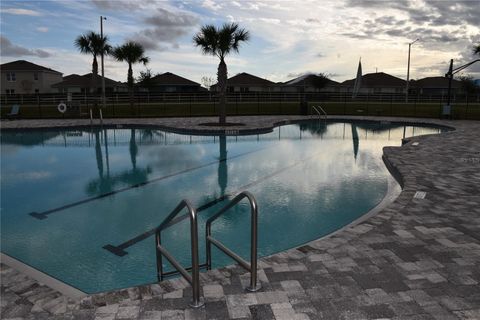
[474,44,480,56]
[112,41,149,108]
[310,73,331,92]
[74,31,111,93]
[194,23,250,124]
[201,76,216,91]
[136,68,158,91]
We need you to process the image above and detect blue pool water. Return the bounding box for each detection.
[0,121,445,293]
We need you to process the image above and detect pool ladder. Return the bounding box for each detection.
[312,105,327,120]
[155,191,260,308]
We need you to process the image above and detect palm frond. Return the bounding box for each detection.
[193,24,219,57]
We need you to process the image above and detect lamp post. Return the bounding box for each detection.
[100,16,107,110]
[406,38,419,103]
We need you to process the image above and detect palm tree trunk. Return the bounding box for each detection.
[91,55,99,95]
[217,58,227,124]
[128,63,134,113]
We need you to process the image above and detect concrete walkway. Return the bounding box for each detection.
[1,116,479,320]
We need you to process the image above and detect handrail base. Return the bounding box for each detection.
[189,298,205,308]
[246,284,262,292]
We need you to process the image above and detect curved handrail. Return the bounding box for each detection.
[155,199,203,308]
[312,105,327,120]
[206,191,257,227]
[205,191,261,292]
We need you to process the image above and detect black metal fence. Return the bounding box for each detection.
[1,91,480,120]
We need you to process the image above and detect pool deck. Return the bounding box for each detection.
[1,116,479,320]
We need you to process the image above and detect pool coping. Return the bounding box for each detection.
[1,115,478,319]
[0,252,87,299]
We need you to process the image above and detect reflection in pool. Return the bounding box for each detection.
[0,121,445,293]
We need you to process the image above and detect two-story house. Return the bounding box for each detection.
[1,60,63,94]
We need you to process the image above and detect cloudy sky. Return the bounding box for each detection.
[1,0,479,84]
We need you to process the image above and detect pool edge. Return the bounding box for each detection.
[0,252,87,300]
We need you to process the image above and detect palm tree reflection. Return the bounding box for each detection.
[86,129,151,196]
[218,135,228,196]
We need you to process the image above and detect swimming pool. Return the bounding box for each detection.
[0,120,446,293]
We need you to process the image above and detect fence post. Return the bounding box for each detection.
[37,94,42,118]
[236,95,238,115]
[257,93,260,114]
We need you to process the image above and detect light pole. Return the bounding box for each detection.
[406,38,419,103]
[100,16,107,110]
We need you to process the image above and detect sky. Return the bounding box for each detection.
[1,0,479,85]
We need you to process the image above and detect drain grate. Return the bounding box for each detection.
[414,191,427,199]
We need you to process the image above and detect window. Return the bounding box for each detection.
[34,73,39,81]
[35,89,39,93]
[6,89,15,94]
[6,73,16,82]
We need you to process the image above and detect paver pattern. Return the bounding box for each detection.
[1,116,479,320]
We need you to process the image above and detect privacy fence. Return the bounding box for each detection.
[1,92,480,120]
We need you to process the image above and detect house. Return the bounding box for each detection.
[137,72,203,93]
[410,77,462,96]
[339,72,406,94]
[211,72,276,93]
[51,73,127,94]
[1,60,62,94]
[281,74,340,93]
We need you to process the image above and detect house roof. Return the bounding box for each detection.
[221,72,276,87]
[0,60,62,74]
[143,72,200,86]
[411,77,461,88]
[52,73,126,88]
[283,74,339,86]
[341,72,406,87]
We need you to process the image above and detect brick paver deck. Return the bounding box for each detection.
[1,116,479,320]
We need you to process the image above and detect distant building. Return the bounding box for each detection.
[1,60,62,94]
[339,72,406,94]
[137,72,203,93]
[51,73,128,93]
[211,72,276,93]
[410,77,463,95]
[281,74,340,93]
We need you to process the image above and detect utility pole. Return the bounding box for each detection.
[406,38,419,103]
[100,16,107,110]
[445,59,453,109]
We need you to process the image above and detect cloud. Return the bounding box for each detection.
[128,8,199,51]
[0,36,51,58]
[36,27,49,33]
[0,8,42,16]
[90,0,145,11]
[201,0,222,11]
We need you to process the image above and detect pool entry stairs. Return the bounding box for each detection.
[154,191,260,308]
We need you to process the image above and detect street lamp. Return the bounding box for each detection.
[100,16,107,109]
[406,38,419,103]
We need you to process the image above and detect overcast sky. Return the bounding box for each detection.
[1,0,479,84]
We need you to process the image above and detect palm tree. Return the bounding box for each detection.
[74,31,111,93]
[112,41,149,109]
[194,23,250,124]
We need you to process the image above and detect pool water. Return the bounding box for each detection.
[0,121,445,293]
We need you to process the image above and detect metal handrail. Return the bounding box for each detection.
[312,105,327,120]
[155,200,204,308]
[205,191,261,292]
